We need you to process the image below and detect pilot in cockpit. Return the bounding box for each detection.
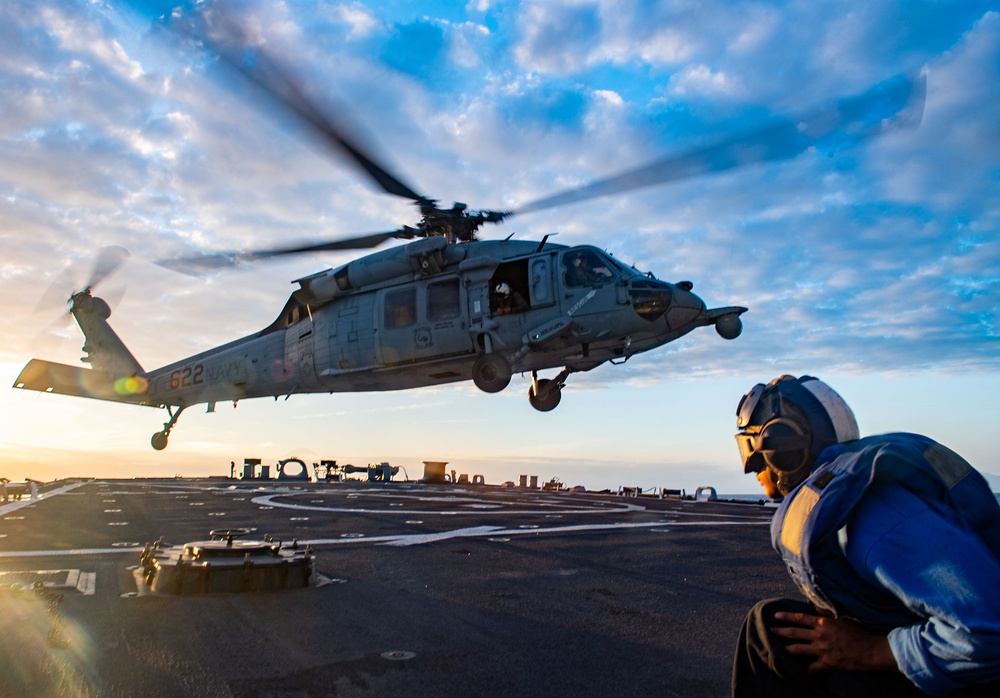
[566,251,613,286]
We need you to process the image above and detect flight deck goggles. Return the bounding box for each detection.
[735,382,811,473]
[734,422,811,473]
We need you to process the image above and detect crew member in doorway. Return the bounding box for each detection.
[731,375,1000,697]
[493,282,527,315]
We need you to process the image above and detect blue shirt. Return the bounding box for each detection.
[842,480,1000,694]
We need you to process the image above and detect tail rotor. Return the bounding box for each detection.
[32,247,131,356]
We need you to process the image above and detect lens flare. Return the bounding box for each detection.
[113,376,149,396]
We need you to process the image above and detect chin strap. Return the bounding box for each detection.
[771,461,814,496]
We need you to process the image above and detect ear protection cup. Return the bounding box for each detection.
[735,375,859,495]
[758,416,813,492]
[760,417,811,473]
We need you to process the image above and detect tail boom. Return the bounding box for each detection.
[14,290,159,407]
[13,359,161,407]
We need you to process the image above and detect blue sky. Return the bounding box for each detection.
[1,1,998,493]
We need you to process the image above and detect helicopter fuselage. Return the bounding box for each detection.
[147,239,744,402]
[14,238,746,449]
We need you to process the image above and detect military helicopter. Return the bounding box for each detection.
[12,7,925,450]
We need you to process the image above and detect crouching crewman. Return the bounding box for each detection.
[732,375,1000,697]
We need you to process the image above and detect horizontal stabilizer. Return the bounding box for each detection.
[13,359,160,407]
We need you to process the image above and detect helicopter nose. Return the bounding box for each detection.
[665,286,706,330]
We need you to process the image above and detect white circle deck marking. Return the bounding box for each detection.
[0,483,773,558]
[249,491,646,516]
[0,517,771,558]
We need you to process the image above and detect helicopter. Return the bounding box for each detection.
[11,7,925,450]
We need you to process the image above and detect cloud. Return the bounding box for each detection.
[667,65,741,98]
[513,1,602,76]
[322,2,382,40]
[2,1,999,487]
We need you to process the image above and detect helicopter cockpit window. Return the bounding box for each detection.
[384,288,417,329]
[427,279,460,321]
[564,250,615,287]
[629,281,672,322]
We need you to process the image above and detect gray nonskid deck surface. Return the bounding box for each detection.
[0,479,796,697]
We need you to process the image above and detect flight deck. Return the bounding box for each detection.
[0,478,794,697]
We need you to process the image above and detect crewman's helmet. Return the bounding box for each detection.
[495,283,511,296]
[735,375,859,493]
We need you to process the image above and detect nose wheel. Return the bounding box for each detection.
[151,406,186,451]
[528,378,562,411]
[528,368,572,412]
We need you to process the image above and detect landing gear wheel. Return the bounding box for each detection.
[528,379,562,412]
[151,431,168,451]
[151,405,186,451]
[472,354,512,393]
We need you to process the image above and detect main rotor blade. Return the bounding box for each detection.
[513,71,926,216]
[157,229,409,274]
[160,4,426,203]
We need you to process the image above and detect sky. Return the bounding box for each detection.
[1,0,998,494]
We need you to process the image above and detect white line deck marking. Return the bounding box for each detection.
[250,493,647,516]
[0,519,767,558]
[0,481,90,517]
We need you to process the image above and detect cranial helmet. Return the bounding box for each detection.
[495,282,511,295]
[735,375,859,493]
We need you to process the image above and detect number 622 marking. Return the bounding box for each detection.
[169,364,204,390]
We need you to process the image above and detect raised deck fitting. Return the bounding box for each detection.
[139,528,315,595]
